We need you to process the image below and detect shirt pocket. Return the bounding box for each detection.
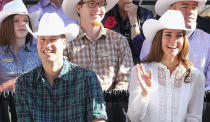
[97,51,118,67]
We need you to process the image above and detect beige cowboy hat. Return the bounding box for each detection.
[0,0,40,30]
[155,0,207,16]
[142,10,192,42]
[26,12,79,41]
[62,0,119,20]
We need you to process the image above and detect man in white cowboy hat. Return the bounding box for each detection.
[62,0,133,91]
[140,0,210,90]
[15,12,107,122]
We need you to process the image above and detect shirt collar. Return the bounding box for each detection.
[40,0,57,8]
[78,25,107,41]
[37,58,74,82]
[188,28,197,41]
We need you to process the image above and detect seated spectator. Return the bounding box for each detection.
[127,10,205,122]
[62,0,133,91]
[102,0,154,64]
[15,12,107,122]
[0,0,11,11]
[0,0,41,121]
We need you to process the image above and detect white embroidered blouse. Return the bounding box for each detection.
[127,62,205,122]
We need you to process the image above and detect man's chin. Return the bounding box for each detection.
[91,21,101,27]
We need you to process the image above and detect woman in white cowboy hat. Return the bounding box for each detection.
[127,10,205,122]
[0,0,41,121]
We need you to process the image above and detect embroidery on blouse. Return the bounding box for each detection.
[158,66,167,122]
[173,69,183,88]
[172,68,182,122]
[158,66,167,87]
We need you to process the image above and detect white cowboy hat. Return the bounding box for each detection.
[142,10,192,42]
[26,12,79,41]
[155,0,207,16]
[62,0,119,20]
[0,0,40,30]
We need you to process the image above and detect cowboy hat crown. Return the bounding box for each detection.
[3,0,28,14]
[142,10,191,42]
[0,0,40,30]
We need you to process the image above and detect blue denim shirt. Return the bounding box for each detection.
[0,43,41,85]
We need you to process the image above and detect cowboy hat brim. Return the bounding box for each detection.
[155,0,207,16]
[62,0,119,20]
[26,23,79,41]
[143,19,192,42]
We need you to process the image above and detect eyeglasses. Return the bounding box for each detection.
[78,1,107,8]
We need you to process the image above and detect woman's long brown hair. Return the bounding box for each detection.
[0,14,33,46]
[142,30,192,82]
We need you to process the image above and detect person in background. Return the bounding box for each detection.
[128,10,205,122]
[62,0,133,91]
[0,0,41,121]
[28,0,78,44]
[62,0,133,121]
[0,0,11,10]
[102,0,154,64]
[15,12,107,122]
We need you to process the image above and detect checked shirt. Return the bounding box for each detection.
[66,26,133,91]
[15,59,107,122]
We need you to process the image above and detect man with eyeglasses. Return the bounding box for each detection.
[63,0,133,93]
[62,0,133,121]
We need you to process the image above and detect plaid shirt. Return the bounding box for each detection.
[66,26,133,91]
[15,59,107,122]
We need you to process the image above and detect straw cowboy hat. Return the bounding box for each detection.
[26,12,79,41]
[142,10,192,42]
[155,0,207,16]
[62,0,119,20]
[0,0,40,30]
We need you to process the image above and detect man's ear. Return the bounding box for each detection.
[76,4,81,14]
